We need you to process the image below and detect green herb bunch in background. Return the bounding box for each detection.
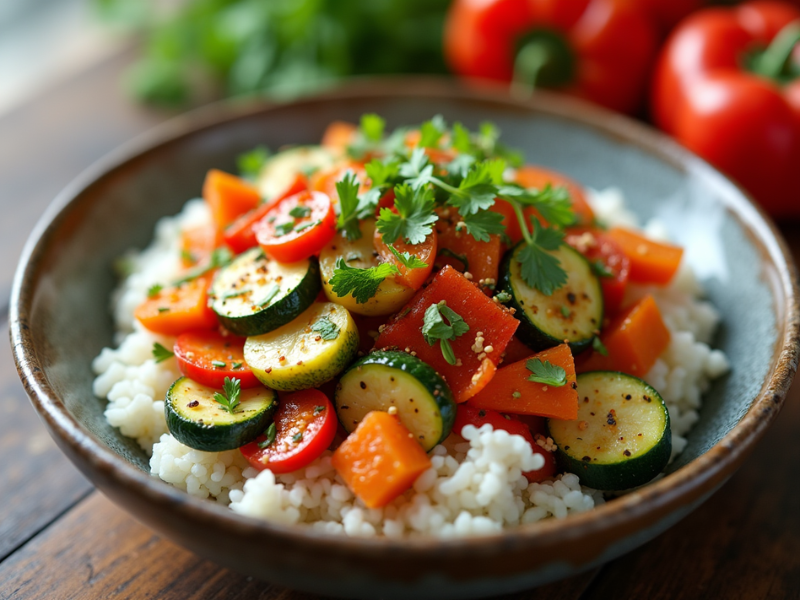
[94,0,451,106]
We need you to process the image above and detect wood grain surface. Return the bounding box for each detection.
[2,50,799,600]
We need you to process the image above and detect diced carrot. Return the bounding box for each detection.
[331,411,431,509]
[202,169,262,231]
[373,225,437,291]
[467,344,579,420]
[578,295,670,377]
[374,266,519,403]
[463,358,497,402]
[223,172,308,254]
[321,121,357,150]
[434,211,502,288]
[180,223,222,268]
[515,166,595,227]
[134,275,218,336]
[605,227,683,285]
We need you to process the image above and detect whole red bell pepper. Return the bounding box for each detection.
[443,0,660,114]
[652,1,800,217]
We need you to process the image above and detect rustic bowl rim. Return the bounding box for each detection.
[10,76,800,556]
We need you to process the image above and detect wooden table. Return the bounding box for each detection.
[2,52,800,600]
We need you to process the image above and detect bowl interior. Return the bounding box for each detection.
[22,86,778,480]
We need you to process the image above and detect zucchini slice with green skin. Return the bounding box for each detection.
[244,302,359,391]
[257,145,335,201]
[335,350,456,452]
[209,247,320,336]
[547,371,671,491]
[499,242,603,353]
[165,377,278,452]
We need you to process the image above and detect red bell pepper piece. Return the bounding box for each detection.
[565,227,631,315]
[444,0,659,114]
[374,266,519,403]
[652,1,800,217]
[434,210,502,289]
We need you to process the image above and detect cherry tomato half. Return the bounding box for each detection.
[240,389,337,474]
[174,330,259,389]
[453,405,557,483]
[565,227,630,315]
[255,190,336,263]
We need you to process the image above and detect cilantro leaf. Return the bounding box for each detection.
[418,115,446,148]
[152,342,174,363]
[355,188,383,219]
[498,184,576,229]
[376,183,437,245]
[386,244,428,270]
[213,377,241,414]
[399,148,434,189]
[593,336,609,356]
[517,221,567,295]
[447,160,502,216]
[591,260,614,278]
[445,153,477,181]
[289,205,311,218]
[461,210,505,243]
[421,301,470,365]
[329,259,399,304]
[336,171,362,241]
[360,113,385,142]
[526,359,567,387]
[450,122,474,154]
[311,316,340,341]
[237,146,269,181]
[147,283,163,298]
[364,158,399,188]
[274,221,295,236]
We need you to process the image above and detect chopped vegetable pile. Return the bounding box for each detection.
[137,114,688,510]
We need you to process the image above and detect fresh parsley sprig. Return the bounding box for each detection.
[422,301,469,365]
[526,359,567,387]
[336,171,362,241]
[329,259,400,304]
[213,377,241,414]
[152,342,174,363]
[376,183,437,245]
[385,244,428,269]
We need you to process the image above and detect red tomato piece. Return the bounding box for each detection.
[240,389,337,474]
[223,173,308,255]
[373,224,438,291]
[453,405,557,483]
[174,330,259,389]
[255,190,336,263]
[565,227,631,315]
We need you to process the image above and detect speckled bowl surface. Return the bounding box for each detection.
[10,78,800,599]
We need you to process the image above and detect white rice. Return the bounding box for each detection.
[91,188,728,536]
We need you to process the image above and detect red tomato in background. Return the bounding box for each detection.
[240,389,337,474]
[565,227,630,315]
[255,190,336,263]
[174,330,259,389]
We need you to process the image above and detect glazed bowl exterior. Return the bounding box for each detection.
[10,78,799,599]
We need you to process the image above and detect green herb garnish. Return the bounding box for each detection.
[422,300,470,366]
[311,316,340,341]
[173,247,233,286]
[292,432,303,443]
[386,244,428,270]
[313,405,325,415]
[289,205,312,219]
[147,283,163,298]
[593,336,609,357]
[526,359,567,387]
[152,342,174,363]
[258,283,281,307]
[591,260,614,278]
[258,422,277,449]
[211,360,226,369]
[336,171,362,241]
[213,377,241,414]
[274,221,295,236]
[329,259,399,304]
[376,182,438,245]
[237,146,270,181]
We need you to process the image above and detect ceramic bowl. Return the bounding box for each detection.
[10,78,799,599]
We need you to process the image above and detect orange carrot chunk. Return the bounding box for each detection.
[434,211,502,288]
[578,295,670,377]
[134,275,218,336]
[332,411,432,509]
[202,169,262,231]
[468,344,579,420]
[179,223,222,268]
[606,227,683,285]
[321,121,357,151]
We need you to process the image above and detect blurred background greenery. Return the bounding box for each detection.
[94,0,451,107]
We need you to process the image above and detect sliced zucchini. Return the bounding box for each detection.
[547,371,671,490]
[165,377,278,452]
[244,302,359,391]
[319,219,415,316]
[209,247,320,336]
[257,146,335,201]
[500,242,603,353]
[335,350,456,452]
